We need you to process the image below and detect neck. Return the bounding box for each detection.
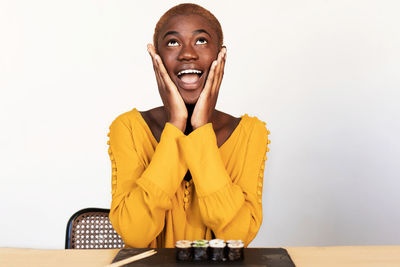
[184,103,195,135]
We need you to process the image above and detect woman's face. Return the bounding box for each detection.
[157,14,219,104]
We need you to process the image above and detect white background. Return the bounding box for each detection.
[1,0,399,249]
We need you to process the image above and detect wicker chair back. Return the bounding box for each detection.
[65,208,124,249]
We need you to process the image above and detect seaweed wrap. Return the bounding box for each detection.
[175,240,192,261]
[209,239,226,261]
[192,239,209,261]
[227,240,244,261]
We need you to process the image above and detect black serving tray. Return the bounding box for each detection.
[112,248,296,266]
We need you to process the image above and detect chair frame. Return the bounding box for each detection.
[65,207,117,249]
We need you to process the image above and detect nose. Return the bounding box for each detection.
[178,44,198,61]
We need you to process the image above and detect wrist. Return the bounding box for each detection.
[169,119,186,132]
[191,120,207,130]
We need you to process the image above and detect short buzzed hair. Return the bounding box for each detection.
[153,3,224,53]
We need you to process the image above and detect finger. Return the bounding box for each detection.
[153,59,170,105]
[203,60,218,94]
[147,44,169,90]
[148,44,164,74]
[147,43,156,56]
[216,48,227,90]
[154,54,176,90]
[214,48,227,90]
[148,44,175,89]
[147,43,157,61]
[147,44,165,89]
[210,48,226,109]
[155,63,166,90]
[150,52,159,75]
[211,50,224,92]
[148,44,162,76]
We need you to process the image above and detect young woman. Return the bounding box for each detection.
[107,3,270,248]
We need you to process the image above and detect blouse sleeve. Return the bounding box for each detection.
[177,121,270,246]
[107,115,187,248]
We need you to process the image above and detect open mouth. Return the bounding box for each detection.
[177,69,204,85]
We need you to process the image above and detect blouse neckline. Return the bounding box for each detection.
[133,108,247,151]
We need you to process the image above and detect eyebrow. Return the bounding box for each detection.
[162,29,211,40]
[193,29,211,37]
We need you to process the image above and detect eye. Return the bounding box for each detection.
[167,39,179,47]
[196,38,208,45]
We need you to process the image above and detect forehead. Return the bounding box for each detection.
[159,14,217,39]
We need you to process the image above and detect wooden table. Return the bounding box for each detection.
[286,246,400,267]
[1,246,399,266]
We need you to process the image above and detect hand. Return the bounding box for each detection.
[191,47,227,130]
[147,44,187,132]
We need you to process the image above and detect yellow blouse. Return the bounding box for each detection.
[107,108,270,248]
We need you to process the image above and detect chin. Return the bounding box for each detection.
[178,88,202,104]
[183,96,199,104]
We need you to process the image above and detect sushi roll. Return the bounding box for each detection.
[192,240,209,261]
[227,240,244,261]
[175,240,192,261]
[209,239,226,261]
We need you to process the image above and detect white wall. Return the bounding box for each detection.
[1,0,399,249]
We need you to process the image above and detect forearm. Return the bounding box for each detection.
[110,185,172,247]
[198,187,263,246]
[194,173,263,246]
[108,120,187,247]
[178,122,268,246]
[177,124,247,228]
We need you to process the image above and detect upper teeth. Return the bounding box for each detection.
[177,69,202,76]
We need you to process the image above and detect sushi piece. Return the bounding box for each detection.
[227,240,244,261]
[175,240,192,261]
[192,240,209,261]
[209,239,226,261]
